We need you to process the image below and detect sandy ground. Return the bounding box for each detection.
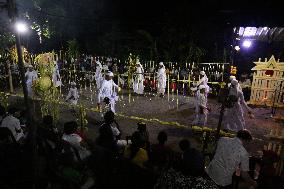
[8,87,284,155]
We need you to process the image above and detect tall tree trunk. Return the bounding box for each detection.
[6,60,14,93]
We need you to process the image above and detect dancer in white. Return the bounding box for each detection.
[94,60,103,89]
[223,79,253,132]
[197,71,210,99]
[133,61,144,94]
[25,65,38,97]
[228,75,242,91]
[52,62,62,87]
[97,72,120,113]
[66,82,79,105]
[157,62,167,97]
[192,85,209,127]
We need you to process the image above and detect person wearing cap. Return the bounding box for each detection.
[97,71,120,113]
[192,85,209,127]
[65,82,79,105]
[133,61,145,95]
[25,65,38,97]
[223,79,253,132]
[197,71,210,100]
[157,62,167,97]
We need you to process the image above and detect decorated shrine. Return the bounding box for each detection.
[249,55,284,107]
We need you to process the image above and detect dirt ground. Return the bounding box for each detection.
[8,87,284,156]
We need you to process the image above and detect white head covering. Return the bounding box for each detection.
[231,79,238,86]
[28,65,33,68]
[159,62,164,66]
[198,85,206,90]
[106,71,114,77]
[229,75,236,81]
[200,71,206,76]
[71,81,76,86]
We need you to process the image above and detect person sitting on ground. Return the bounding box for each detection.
[62,121,91,160]
[150,131,173,172]
[96,111,118,153]
[137,122,150,151]
[0,106,25,142]
[100,97,111,119]
[206,129,257,188]
[124,131,149,169]
[42,115,58,133]
[38,115,59,144]
[178,139,204,177]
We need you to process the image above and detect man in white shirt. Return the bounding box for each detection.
[25,65,38,97]
[133,61,145,95]
[0,107,24,142]
[62,121,91,161]
[197,71,210,100]
[52,61,62,87]
[157,62,167,97]
[192,85,209,127]
[206,130,257,188]
[94,60,103,89]
[65,82,79,105]
[97,72,120,113]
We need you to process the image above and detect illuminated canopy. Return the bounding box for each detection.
[234,27,284,42]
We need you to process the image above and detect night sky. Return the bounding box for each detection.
[2,0,284,67]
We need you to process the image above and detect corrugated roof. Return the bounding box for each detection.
[235,27,284,41]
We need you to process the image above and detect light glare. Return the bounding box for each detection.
[242,40,252,48]
[234,46,240,51]
[15,22,28,33]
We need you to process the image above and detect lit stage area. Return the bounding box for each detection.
[5,84,284,154]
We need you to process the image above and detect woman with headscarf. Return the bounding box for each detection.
[223,79,253,132]
[133,61,145,94]
[157,62,167,97]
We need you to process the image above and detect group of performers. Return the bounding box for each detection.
[24,60,253,132]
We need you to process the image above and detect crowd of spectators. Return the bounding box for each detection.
[0,104,283,189]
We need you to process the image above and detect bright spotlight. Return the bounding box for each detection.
[234,46,240,51]
[15,22,28,33]
[242,40,252,48]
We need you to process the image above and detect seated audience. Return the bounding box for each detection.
[0,106,24,142]
[137,122,150,151]
[124,131,149,169]
[38,115,59,139]
[179,139,204,177]
[150,131,173,172]
[206,129,257,188]
[62,121,91,160]
[96,111,118,152]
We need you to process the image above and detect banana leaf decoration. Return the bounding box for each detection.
[127,53,139,88]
